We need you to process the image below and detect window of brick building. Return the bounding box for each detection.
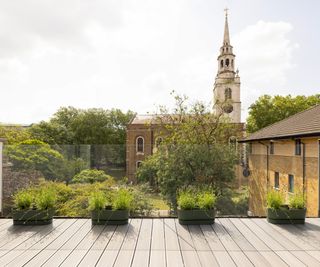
[288,174,294,193]
[136,136,144,153]
[136,161,142,169]
[295,139,301,155]
[274,172,279,189]
[270,142,274,155]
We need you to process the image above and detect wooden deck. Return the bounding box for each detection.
[0,218,319,266]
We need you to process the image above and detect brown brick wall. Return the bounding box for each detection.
[248,138,319,217]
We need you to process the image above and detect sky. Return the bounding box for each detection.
[0,0,319,124]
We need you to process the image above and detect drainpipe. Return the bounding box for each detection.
[259,142,269,191]
[318,140,320,217]
[302,142,306,199]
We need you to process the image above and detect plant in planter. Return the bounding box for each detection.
[89,189,133,225]
[267,190,306,224]
[177,189,216,225]
[12,188,56,225]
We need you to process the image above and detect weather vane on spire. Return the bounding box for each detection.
[224,7,229,17]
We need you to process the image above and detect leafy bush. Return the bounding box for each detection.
[289,192,305,209]
[267,190,284,209]
[198,192,216,210]
[177,190,196,210]
[13,190,33,210]
[72,169,114,184]
[112,189,133,210]
[35,188,56,210]
[88,191,107,211]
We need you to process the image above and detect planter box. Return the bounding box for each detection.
[12,208,54,225]
[91,209,129,225]
[177,209,215,225]
[267,207,306,224]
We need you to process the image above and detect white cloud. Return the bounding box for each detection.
[232,21,299,118]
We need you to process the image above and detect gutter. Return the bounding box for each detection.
[239,132,320,143]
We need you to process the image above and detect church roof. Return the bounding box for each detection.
[129,114,159,124]
[241,104,320,142]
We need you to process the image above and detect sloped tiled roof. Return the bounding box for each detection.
[242,104,320,142]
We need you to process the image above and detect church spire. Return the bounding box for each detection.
[223,8,230,46]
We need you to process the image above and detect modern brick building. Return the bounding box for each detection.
[240,105,320,217]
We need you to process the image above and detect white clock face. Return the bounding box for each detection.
[223,104,233,114]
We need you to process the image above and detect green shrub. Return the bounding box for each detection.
[35,188,56,210]
[198,192,216,210]
[88,191,107,211]
[267,190,284,209]
[289,192,305,209]
[13,190,33,210]
[113,189,133,210]
[72,169,114,184]
[177,190,196,210]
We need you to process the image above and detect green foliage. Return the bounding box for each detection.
[128,184,155,215]
[198,192,216,210]
[72,169,115,184]
[177,188,216,210]
[247,94,320,133]
[289,192,305,209]
[177,190,196,210]
[13,190,33,210]
[35,188,56,210]
[0,125,31,144]
[88,191,107,211]
[112,189,134,210]
[267,190,284,209]
[5,139,65,180]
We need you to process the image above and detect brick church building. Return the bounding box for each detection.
[126,11,245,181]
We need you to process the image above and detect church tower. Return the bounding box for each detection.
[213,9,241,123]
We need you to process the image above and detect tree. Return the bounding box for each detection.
[5,139,65,180]
[137,93,239,208]
[247,94,320,133]
[0,125,31,144]
[72,169,114,184]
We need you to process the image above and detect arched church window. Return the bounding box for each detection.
[136,136,144,153]
[225,88,232,100]
[226,58,230,67]
[229,136,237,151]
[231,59,234,67]
[226,47,228,52]
[220,60,223,68]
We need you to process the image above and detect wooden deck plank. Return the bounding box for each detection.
[164,218,180,251]
[188,225,210,251]
[104,223,130,250]
[89,225,116,250]
[200,224,225,251]
[0,250,27,266]
[96,250,119,267]
[166,250,184,267]
[276,251,306,267]
[212,219,241,251]
[229,251,254,267]
[6,249,41,267]
[181,250,201,267]
[42,250,71,267]
[114,250,135,267]
[175,219,194,251]
[151,219,165,250]
[212,251,236,266]
[241,218,284,250]
[292,250,320,266]
[268,221,317,250]
[230,218,270,251]
[136,218,152,250]
[121,218,142,250]
[252,218,301,250]
[78,250,103,267]
[149,250,166,267]
[60,250,88,267]
[197,251,219,267]
[75,225,106,250]
[259,251,288,267]
[131,250,150,267]
[244,251,273,267]
[306,250,320,262]
[219,218,255,251]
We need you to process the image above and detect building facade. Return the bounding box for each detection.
[241,105,320,217]
[126,12,245,181]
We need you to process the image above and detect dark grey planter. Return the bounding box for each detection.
[267,207,306,224]
[91,209,129,225]
[177,209,215,225]
[12,208,54,225]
